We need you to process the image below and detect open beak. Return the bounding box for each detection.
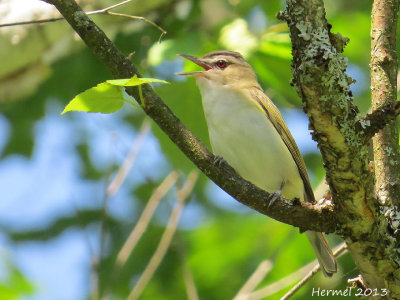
[175,54,212,76]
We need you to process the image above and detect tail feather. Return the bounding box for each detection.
[305,231,337,277]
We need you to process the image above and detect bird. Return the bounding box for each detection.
[176,50,337,277]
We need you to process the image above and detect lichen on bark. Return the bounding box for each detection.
[280,0,400,297]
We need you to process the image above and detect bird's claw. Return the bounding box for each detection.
[267,190,282,209]
[213,155,226,167]
[267,180,285,209]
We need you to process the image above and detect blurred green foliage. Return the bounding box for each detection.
[0,260,34,300]
[0,0,382,299]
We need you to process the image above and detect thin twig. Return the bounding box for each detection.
[127,170,199,300]
[246,243,347,300]
[233,260,273,300]
[355,101,400,143]
[1,0,132,26]
[87,0,134,13]
[183,257,200,300]
[0,17,65,27]
[99,119,149,299]
[0,0,167,41]
[106,119,151,197]
[103,171,179,299]
[245,262,315,300]
[280,243,348,300]
[176,235,200,300]
[114,171,179,271]
[105,12,167,43]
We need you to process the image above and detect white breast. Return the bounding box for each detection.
[196,77,305,201]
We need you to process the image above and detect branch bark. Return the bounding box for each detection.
[356,101,400,142]
[371,0,400,211]
[370,0,400,297]
[279,0,400,297]
[279,0,376,237]
[44,0,336,233]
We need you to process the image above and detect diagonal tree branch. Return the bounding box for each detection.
[44,0,336,233]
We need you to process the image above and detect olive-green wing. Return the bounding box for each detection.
[249,87,315,203]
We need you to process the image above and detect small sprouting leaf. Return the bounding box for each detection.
[61,83,124,114]
[61,75,168,115]
[107,75,168,86]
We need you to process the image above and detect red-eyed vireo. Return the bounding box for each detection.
[177,50,337,277]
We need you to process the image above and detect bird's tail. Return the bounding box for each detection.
[305,231,337,277]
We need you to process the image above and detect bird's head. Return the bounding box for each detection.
[176,50,260,89]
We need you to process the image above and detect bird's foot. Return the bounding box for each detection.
[213,155,226,167]
[267,180,285,209]
[267,190,282,209]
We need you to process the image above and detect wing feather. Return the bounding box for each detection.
[248,87,315,203]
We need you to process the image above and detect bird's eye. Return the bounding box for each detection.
[216,60,227,69]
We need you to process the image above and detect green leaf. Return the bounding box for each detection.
[0,258,35,300]
[61,75,167,115]
[107,75,168,86]
[61,83,124,114]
